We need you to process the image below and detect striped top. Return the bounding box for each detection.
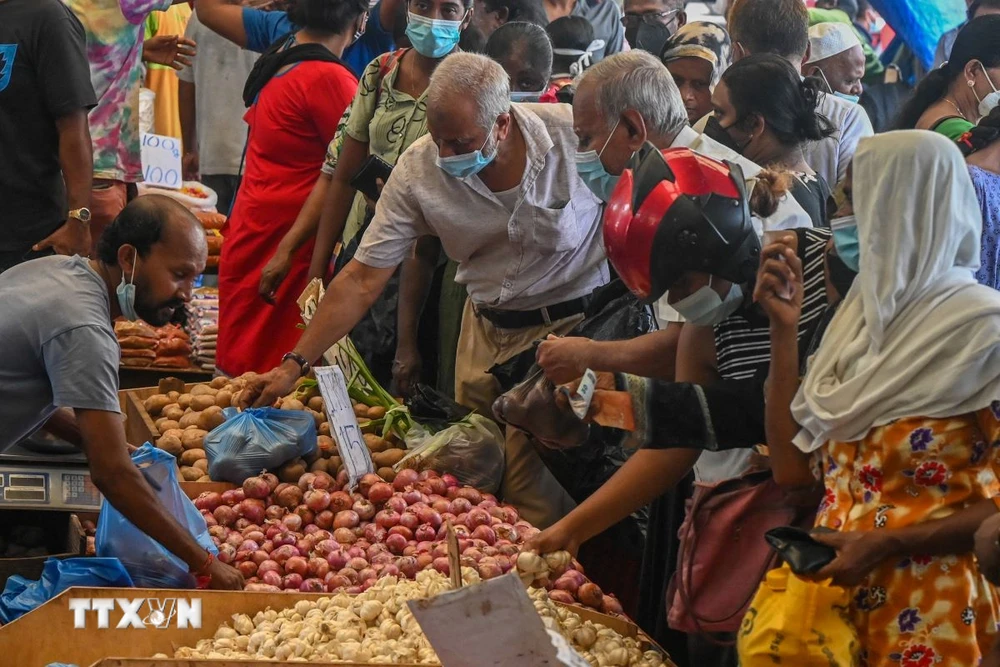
[714,227,832,382]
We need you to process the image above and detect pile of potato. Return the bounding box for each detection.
[145,375,408,484]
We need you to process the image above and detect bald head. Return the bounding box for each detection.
[97,194,206,266]
[97,194,207,326]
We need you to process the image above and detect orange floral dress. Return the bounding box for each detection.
[815,406,1000,667]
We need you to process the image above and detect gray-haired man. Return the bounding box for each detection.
[246,51,607,418]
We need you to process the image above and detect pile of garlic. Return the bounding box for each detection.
[528,588,675,667]
[158,568,674,666]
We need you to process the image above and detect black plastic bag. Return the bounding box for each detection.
[406,383,472,432]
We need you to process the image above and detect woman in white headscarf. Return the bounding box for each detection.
[756,130,1000,665]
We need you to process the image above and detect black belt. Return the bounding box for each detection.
[475,296,590,329]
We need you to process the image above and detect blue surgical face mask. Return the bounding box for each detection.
[575,119,626,202]
[405,12,463,59]
[116,252,140,321]
[834,91,861,104]
[830,214,860,272]
[510,90,544,103]
[814,67,860,105]
[671,277,744,326]
[436,122,499,178]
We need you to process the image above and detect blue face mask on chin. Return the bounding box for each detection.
[436,122,499,179]
[575,119,629,202]
[834,91,861,104]
[830,214,860,272]
[814,67,860,105]
[405,12,463,59]
[671,277,745,326]
[116,252,140,321]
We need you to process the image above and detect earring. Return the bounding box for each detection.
[969,80,976,87]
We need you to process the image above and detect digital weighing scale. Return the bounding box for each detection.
[0,432,102,511]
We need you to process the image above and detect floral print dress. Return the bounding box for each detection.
[815,406,1000,666]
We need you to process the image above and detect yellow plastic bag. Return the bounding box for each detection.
[737,563,861,666]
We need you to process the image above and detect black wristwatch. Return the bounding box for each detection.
[282,351,310,377]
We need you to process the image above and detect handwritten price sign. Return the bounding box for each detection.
[140,133,182,190]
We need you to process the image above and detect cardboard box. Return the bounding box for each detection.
[0,512,85,589]
[0,586,653,667]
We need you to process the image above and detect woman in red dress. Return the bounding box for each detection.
[216,0,368,375]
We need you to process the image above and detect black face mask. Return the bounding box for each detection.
[826,247,857,299]
[702,114,746,153]
[626,21,673,58]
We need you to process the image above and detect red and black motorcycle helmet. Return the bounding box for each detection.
[603,144,761,304]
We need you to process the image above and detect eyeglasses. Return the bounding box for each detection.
[621,9,679,28]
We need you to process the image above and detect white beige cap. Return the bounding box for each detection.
[805,23,862,64]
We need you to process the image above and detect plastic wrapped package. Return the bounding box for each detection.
[398,414,505,493]
[203,407,317,483]
[0,557,133,624]
[95,444,216,588]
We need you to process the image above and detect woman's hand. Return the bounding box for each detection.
[536,335,595,384]
[259,248,293,304]
[753,237,804,331]
[812,530,899,587]
[523,518,584,558]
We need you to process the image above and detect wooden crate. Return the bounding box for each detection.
[0,586,650,667]
[0,587,327,667]
[91,660,424,667]
[126,381,202,445]
[179,481,236,499]
[0,512,85,589]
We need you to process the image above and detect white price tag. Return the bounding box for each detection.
[140,132,183,190]
[408,573,588,667]
[314,366,374,490]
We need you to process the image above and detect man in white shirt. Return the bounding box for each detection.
[244,53,608,415]
[725,0,873,186]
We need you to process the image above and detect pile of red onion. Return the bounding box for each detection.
[194,468,622,615]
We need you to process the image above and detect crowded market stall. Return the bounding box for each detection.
[4,0,1000,665]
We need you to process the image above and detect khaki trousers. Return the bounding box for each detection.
[454,298,582,528]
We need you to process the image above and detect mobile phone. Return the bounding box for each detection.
[761,229,797,301]
[350,154,394,202]
[764,526,837,576]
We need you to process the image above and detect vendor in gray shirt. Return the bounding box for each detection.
[245,53,609,414]
[0,195,242,590]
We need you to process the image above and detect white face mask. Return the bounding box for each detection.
[974,64,1000,118]
[671,277,744,326]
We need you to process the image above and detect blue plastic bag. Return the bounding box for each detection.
[95,444,216,588]
[0,557,133,624]
[204,407,317,483]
